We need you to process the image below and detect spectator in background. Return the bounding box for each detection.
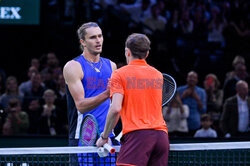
[230,18,250,39]
[192,6,208,41]
[207,6,227,47]
[225,55,246,82]
[221,80,250,137]
[166,9,181,37]
[2,122,11,136]
[194,114,217,138]
[43,53,60,71]
[156,0,167,18]
[2,98,29,136]
[27,99,42,134]
[165,9,182,67]
[119,0,151,25]
[41,52,61,91]
[223,63,250,101]
[55,73,66,103]
[179,9,194,35]
[55,73,68,134]
[31,58,40,71]
[0,71,5,95]
[0,103,6,134]
[0,76,23,109]
[37,89,62,136]
[64,0,75,21]
[19,66,39,97]
[163,92,189,137]
[143,4,167,35]
[178,71,207,135]
[22,72,46,111]
[204,73,223,134]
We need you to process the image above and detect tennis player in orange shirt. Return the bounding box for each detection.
[96,33,169,166]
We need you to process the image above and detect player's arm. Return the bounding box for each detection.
[96,92,123,147]
[63,60,110,114]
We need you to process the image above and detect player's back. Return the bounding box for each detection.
[112,59,167,135]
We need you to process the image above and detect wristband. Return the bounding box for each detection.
[100,133,108,140]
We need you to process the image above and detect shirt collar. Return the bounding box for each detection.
[128,59,147,66]
[237,94,248,102]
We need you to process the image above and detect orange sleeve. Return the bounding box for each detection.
[110,70,124,97]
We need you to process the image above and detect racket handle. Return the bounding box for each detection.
[97,144,115,157]
[103,143,115,154]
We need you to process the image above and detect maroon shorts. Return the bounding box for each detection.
[116,129,169,166]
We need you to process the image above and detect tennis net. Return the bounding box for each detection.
[0,141,250,165]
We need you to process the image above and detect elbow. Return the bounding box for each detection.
[110,104,121,115]
[76,102,87,114]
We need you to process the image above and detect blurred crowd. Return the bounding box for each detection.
[0,0,249,138]
[0,53,68,136]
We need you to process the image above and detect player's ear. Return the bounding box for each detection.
[125,48,131,57]
[127,49,131,57]
[145,51,149,59]
[80,39,86,47]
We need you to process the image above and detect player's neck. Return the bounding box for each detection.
[82,51,100,63]
[128,57,142,63]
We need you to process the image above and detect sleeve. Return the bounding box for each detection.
[162,106,170,121]
[180,105,189,119]
[199,89,207,113]
[194,130,199,137]
[212,130,218,138]
[110,70,124,97]
[220,99,231,135]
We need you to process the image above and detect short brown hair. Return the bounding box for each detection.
[8,98,21,108]
[77,22,99,50]
[125,33,151,59]
[201,114,211,122]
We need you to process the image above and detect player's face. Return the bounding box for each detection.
[82,27,103,55]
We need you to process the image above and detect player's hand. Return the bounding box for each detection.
[182,88,192,98]
[96,137,111,147]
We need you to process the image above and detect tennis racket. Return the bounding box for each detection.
[79,114,115,157]
[162,73,177,107]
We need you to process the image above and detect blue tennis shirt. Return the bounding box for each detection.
[66,55,114,141]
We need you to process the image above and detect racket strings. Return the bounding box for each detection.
[81,116,98,146]
[162,75,176,106]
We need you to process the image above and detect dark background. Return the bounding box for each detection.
[1,0,249,87]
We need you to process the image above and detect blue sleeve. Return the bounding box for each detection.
[199,89,207,113]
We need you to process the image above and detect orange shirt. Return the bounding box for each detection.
[110,59,168,135]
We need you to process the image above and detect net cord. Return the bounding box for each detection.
[0,142,250,155]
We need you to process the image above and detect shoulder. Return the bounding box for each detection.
[211,128,217,133]
[177,85,187,91]
[225,96,237,103]
[194,129,202,135]
[196,86,205,91]
[182,105,189,111]
[111,66,129,80]
[195,86,206,95]
[63,60,82,73]
[63,60,83,83]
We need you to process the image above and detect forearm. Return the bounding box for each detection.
[102,106,120,138]
[77,90,110,114]
[197,100,203,110]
